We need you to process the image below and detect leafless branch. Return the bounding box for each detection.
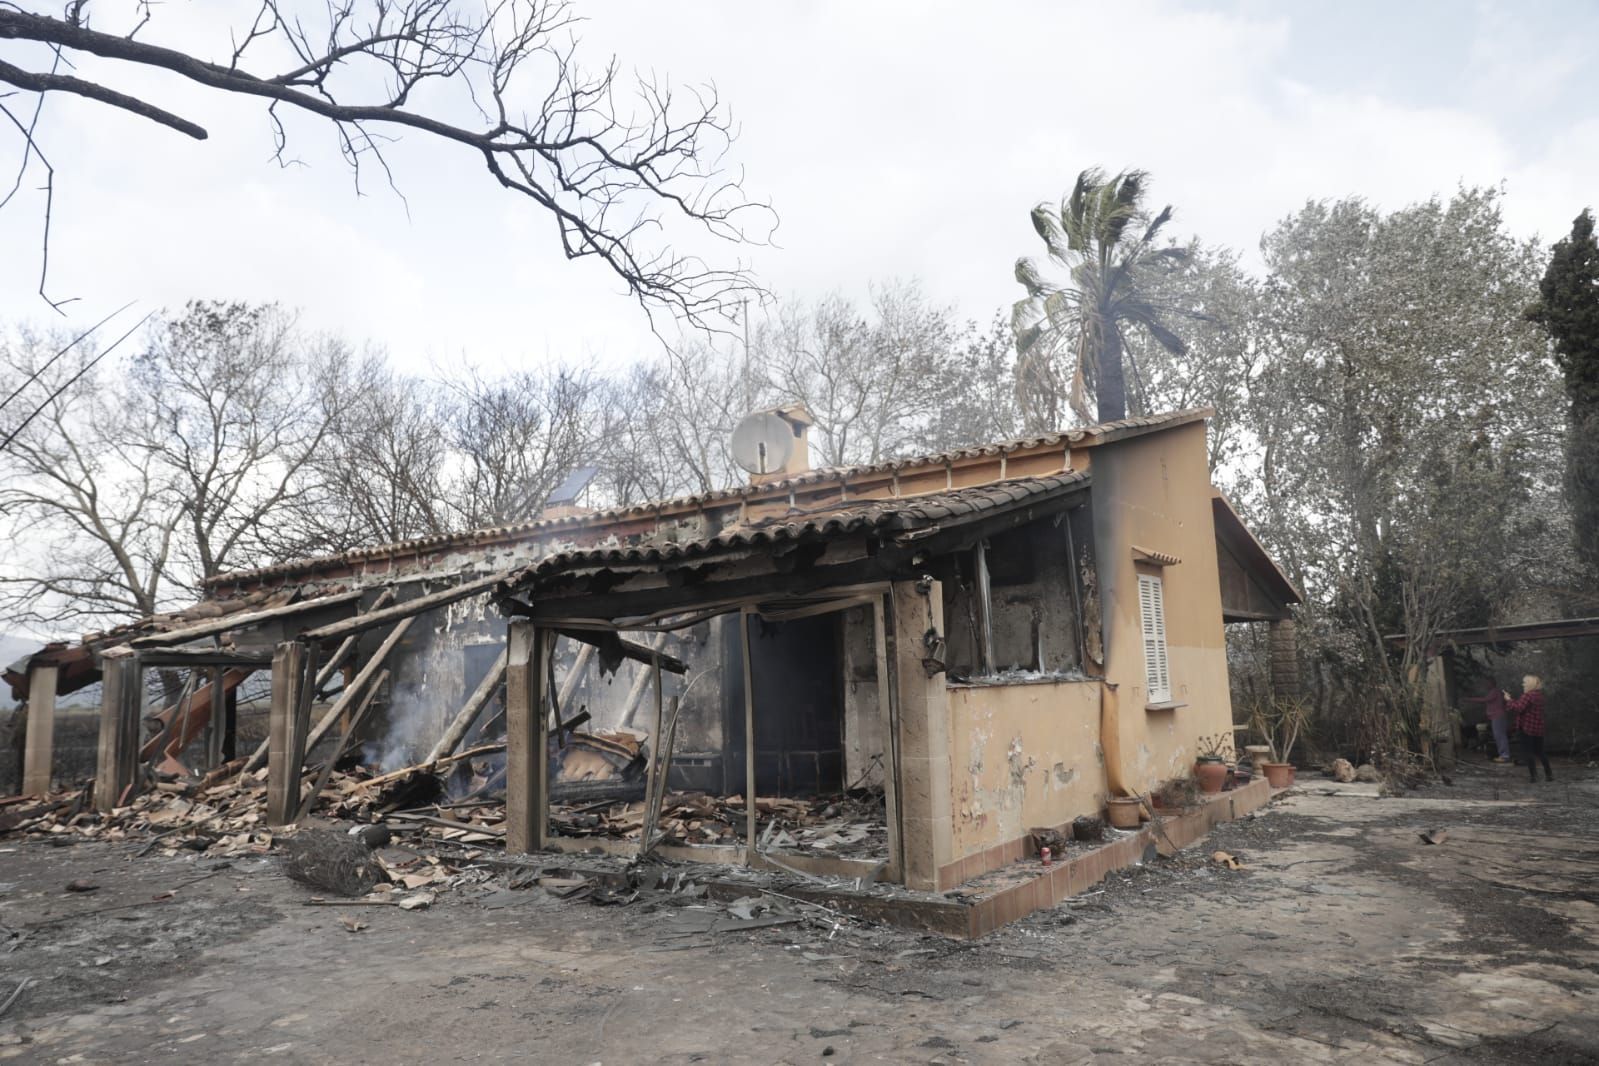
[0,2,774,329]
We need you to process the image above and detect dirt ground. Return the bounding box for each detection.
[3,761,1597,1065]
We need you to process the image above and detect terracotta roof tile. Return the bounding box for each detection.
[205,407,1206,589]
[502,470,1091,587]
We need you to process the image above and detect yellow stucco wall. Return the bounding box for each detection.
[929,419,1237,865]
[947,679,1106,860]
[1088,420,1235,793]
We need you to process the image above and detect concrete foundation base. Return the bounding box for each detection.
[545,778,1280,939]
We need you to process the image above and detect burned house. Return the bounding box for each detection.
[7,406,1298,904]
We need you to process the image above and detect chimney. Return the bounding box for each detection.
[751,404,813,484]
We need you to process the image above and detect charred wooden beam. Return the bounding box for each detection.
[312,586,397,693]
[296,667,390,822]
[129,590,364,649]
[972,539,996,676]
[245,617,415,774]
[557,628,687,675]
[424,648,507,764]
[134,648,274,667]
[301,572,509,643]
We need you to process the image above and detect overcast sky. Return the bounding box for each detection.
[1,0,1594,374]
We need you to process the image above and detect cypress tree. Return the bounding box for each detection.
[1529,210,1599,577]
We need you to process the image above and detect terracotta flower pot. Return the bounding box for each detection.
[1195,760,1228,794]
[1106,797,1142,829]
[1262,762,1294,789]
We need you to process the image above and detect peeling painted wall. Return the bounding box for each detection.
[946,679,1105,859]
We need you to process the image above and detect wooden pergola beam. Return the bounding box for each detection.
[129,590,364,649]
[556,627,687,675]
[301,572,508,643]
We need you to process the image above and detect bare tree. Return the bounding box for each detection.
[0,302,364,630]
[0,2,772,322]
[306,364,452,551]
[600,340,751,505]
[0,326,182,629]
[133,301,364,574]
[756,282,977,467]
[442,364,605,528]
[921,313,1022,451]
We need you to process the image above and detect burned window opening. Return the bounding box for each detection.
[940,512,1086,682]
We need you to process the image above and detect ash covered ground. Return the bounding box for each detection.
[3,760,1597,1064]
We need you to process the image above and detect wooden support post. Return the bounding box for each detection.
[206,666,226,770]
[505,621,548,854]
[972,540,995,676]
[222,683,238,762]
[21,665,58,797]
[740,609,757,865]
[889,579,954,892]
[872,597,903,884]
[95,654,142,813]
[641,654,664,852]
[266,641,313,826]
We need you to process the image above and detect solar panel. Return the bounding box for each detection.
[546,464,600,505]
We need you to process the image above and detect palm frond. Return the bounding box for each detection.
[1140,204,1175,247]
[1115,170,1149,210]
[1031,205,1070,262]
[1014,257,1050,297]
[1128,310,1188,355]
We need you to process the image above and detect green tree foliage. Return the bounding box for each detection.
[1245,189,1562,750]
[1527,209,1599,577]
[1012,168,1194,427]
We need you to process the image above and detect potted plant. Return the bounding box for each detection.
[1193,733,1232,794]
[1249,697,1308,789]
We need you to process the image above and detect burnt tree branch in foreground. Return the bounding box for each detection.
[0,1,772,326]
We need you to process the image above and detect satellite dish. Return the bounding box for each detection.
[731,411,794,475]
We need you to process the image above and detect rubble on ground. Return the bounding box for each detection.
[0,724,890,920]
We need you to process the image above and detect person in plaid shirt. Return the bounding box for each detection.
[1507,675,1551,783]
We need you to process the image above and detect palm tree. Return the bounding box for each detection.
[1013,168,1191,425]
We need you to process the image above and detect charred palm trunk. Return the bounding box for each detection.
[1096,324,1127,423]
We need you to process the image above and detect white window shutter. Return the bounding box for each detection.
[1139,574,1171,702]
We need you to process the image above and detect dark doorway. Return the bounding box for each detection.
[722,613,845,796]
